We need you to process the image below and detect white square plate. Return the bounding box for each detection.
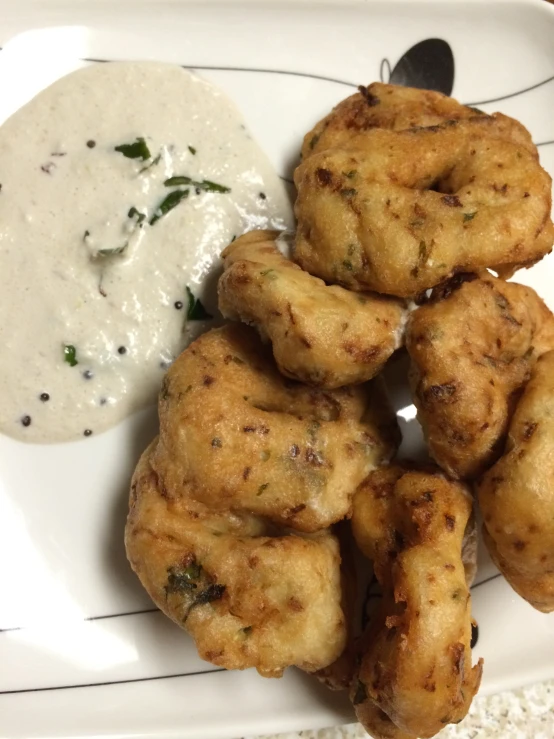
[1,1,554,737]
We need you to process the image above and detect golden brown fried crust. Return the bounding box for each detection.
[152,324,399,534]
[301,83,537,161]
[125,442,347,677]
[314,521,358,691]
[350,467,482,739]
[218,230,405,389]
[406,275,554,479]
[294,117,553,297]
[126,328,400,678]
[479,351,554,612]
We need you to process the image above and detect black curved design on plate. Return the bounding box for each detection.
[466,74,554,106]
[0,668,225,695]
[380,38,455,95]
[0,606,159,634]
[85,57,359,89]
[0,605,224,695]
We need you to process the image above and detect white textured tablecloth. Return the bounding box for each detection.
[245,679,554,739]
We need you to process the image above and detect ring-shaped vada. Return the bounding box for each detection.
[294,118,553,297]
[350,466,483,739]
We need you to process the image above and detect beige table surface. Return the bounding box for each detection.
[244,679,554,739]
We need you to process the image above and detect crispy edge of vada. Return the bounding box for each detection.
[313,520,359,691]
[479,350,554,612]
[301,82,537,160]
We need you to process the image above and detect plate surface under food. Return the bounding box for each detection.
[1,1,554,737]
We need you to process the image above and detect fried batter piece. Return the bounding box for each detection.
[314,521,359,691]
[479,351,554,612]
[350,467,483,739]
[152,324,399,534]
[294,117,553,297]
[125,442,346,676]
[301,82,535,160]
[406,275,554,479]
[218,230,405,389]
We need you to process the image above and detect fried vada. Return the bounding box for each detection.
[406,274,554,479]
[218,230,405,388]
[351,466,483,739]
[152,324,399,534]
[302,82,536,160]
[294,117,553,297]
[479,350,554,612]
[125,441,347,676]
[313,521,360,691]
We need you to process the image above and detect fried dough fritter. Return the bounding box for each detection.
[314,521,359,691]
[125,442,346,677]
[302,82,536,160]
[218,230,405,389]
[350,467,483,739]
[294,117,553,298]
[479,351,554,612]
[152,324,399,533]
[406,275,554,479]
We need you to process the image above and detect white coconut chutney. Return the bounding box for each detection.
[0,61,292,443]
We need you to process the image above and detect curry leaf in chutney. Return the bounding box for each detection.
[164,175,231,193]
[138,152,161,174]
[63,344,78,367]
[186,286,213,321]
[128,206,146,225]
[114,137,151,161]
[150,189,189,225]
